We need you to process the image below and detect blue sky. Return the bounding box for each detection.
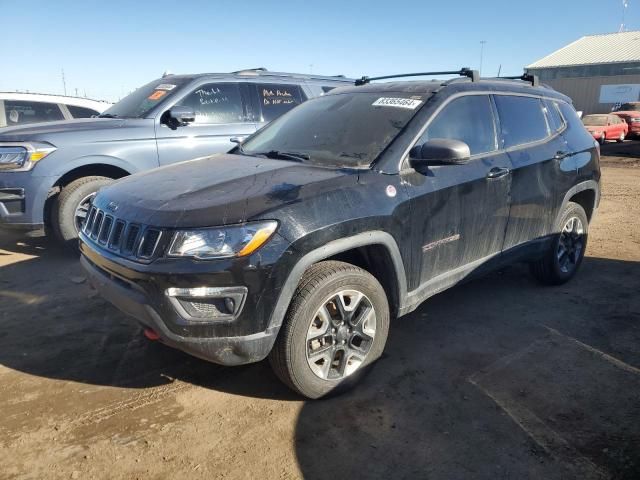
[1,0,636,102]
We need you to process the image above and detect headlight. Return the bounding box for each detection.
[168,221,278,260]
[631,118,640,123]
[0,142,56,171]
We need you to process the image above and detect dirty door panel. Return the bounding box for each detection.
[404,94,511,290]
[497,95,572,254]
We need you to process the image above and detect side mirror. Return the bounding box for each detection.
[409,139,471,168]
[166,106,195,126]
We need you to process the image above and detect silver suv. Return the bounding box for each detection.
[0,69,350,244]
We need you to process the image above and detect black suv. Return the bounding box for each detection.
[80,69,600,399]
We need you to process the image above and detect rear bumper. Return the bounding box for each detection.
[81,254,279,366]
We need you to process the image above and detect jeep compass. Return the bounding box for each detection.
[80,69,600,398]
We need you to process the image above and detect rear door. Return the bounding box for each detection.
[155,81,257,166]
[497,94,572,254]
[249,82,308,131]
[404,94,512,289]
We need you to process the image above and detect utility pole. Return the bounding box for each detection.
[619,0,629,32]
[479,40,487,76]
[61,68,67,96]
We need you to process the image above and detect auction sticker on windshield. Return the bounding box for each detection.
[372,97,422,109]
[155,84,176,91]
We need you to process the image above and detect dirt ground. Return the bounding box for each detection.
[1,146,639,480]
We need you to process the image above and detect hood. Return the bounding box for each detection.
[93,153,358,228]
[0,118,150,144]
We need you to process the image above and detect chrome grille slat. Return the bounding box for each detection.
[91,211,104,239]
[98,216,113,244]
[82,207,164,262]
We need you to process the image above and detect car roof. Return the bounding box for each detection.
[162,70,353,84]
[327,78,571,102]
[0,92,112,110]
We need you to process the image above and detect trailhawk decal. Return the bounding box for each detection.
[372,97,422,109]
[422,234,461,252]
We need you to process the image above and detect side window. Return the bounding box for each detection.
[543,99,565,133]
[494,95,550,148]
[4,101,64,126]
[257,83,307,122]
[419,95,497,156]
[67,105,99,118]
[178,83,245,124]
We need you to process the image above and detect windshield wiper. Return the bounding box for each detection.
[98,113,118,118]
[255,150,310,162]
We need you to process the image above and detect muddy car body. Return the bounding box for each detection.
[80,70,601,398]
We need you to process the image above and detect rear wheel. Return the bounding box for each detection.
[51,176,113,247]
[530,202,588,285]
[269,261,390,399]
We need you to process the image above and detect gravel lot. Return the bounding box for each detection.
[1,146,638,479]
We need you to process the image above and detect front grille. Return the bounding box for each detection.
[82,205,164,262]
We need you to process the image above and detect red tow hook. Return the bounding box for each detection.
[144,329,160,341]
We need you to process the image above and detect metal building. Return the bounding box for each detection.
[526,31,640,115]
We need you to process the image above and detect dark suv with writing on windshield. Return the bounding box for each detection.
[80,69,600,399]
[0,69,349,245]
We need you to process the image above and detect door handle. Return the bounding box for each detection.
[486,167,510,179]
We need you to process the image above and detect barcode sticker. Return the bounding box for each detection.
[372,97,423,109]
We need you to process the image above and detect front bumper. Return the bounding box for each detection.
[79,234,292,366]
[0,172,54,230]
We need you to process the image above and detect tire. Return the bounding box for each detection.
[530,201,588,285]
[269,261,390,399]
[617,131,626,143]
[51,176,113,247]
[599,133,606,145]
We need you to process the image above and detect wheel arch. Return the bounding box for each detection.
[44,161,133,226]
[267,231,408,331]
[557,180,600,226]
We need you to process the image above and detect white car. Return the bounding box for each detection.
[0,92,112,128]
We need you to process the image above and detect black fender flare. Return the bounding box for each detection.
[555,180,600,227]
[266,231,408,331]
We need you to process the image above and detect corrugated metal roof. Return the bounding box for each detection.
[527,31,640,69]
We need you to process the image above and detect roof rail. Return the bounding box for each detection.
[233,67,268,75]
[494,73,540,87]
[355,68,479,86]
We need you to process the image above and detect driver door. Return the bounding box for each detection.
[403,94,512,292]
[155,82,257,166]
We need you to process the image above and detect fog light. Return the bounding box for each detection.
[165,286,247,321]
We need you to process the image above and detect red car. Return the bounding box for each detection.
[582,113,628,144]
[613,102,640,138]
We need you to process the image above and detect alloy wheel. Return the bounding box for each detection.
[305,290,376,380]
[557,216,585,274]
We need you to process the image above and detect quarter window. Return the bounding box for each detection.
[419,95,497,156]
[494,95,549,148]
[543,99,565,133]
[257,84,306,122]
[67,105,99,118]
[4,100,64,126]
[178,83,245,124]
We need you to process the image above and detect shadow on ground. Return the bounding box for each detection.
[1,230,639,478]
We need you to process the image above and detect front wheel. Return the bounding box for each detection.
[617,131,626,143]
[530,202,588,285]
[599,133,606,145]
[51,176,113,246]
[269,261,390,399]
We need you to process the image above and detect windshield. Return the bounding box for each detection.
[582,115,609,126]
[240,92,425,167]
[619,103,640,111]
[101,77,191,118]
